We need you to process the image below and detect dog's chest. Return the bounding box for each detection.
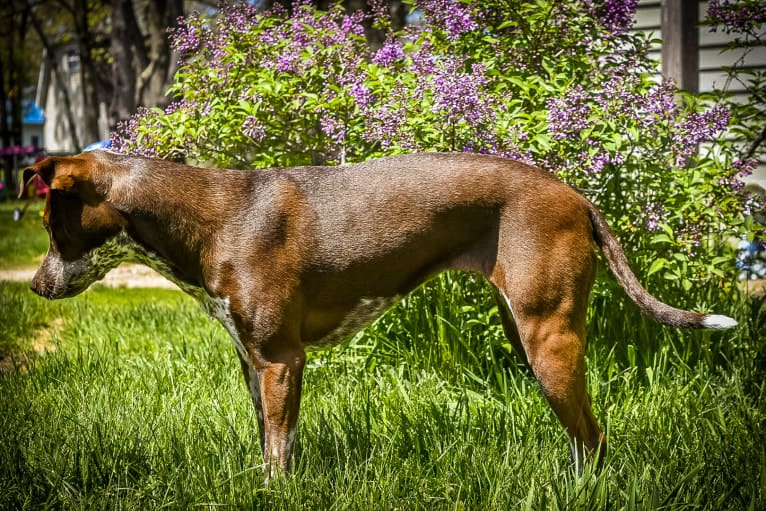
[312,297,398,347]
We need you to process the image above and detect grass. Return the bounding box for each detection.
[0,205,765,509]
[0,199,49,269]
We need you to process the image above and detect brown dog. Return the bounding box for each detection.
[22,150,736,479]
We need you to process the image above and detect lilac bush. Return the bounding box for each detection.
[113,0,762,293]
[417,0,478,40]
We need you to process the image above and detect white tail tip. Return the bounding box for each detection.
[701,314,738,330]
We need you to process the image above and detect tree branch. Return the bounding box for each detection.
[745,124,766,160]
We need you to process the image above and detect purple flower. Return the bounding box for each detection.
[275,51,301,73]
[733,158,757,178]
[644,201,668,232]
[242,116,266,142]
[216,2,259,36]
[495,147,536,166]
[411,39,437,75]
[416,0,478,40]
[547,86,591,140]
[348,81,374,108]
[721,158,757,190]
[588,0,638,35]
[641,80,678,124]
[707,0,766,34]
[257,5,368,76]
[111,107,160,158]
[428,59,495,126]
[320,113,346,145]
[341,12,366,38]
[368,0,391,22]
[163,100,187,114]
[594,73,645,115]
[170,13,205,56]
[671,105,731,166]
[362,84,414,149]
[372,39,405,66]
[587,149,625,175]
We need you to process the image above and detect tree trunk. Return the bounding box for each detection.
[109,0,182,129]
[73,0,101,143]
[29,9,82,153]
[137,0,182,109]
[0,49,13,190]
[110,0,138,124]
[1,3,28,189]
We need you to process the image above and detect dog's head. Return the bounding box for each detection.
[21,153,128,299]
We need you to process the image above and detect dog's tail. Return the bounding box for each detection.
[586,202,737,330]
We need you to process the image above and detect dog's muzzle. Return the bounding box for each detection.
[30,253,97,300]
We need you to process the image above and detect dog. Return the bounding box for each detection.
[22,150,736,480]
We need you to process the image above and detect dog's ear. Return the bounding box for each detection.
[19,156,92,198]
[19,158,53,198]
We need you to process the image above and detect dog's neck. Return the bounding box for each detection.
[106,156,231,288]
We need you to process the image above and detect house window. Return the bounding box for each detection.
[31,135,39,148]
[66,51,80,74]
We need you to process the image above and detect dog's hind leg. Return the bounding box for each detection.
[490,239,606,472]
[500,293,605,471]
[524,317,605,473]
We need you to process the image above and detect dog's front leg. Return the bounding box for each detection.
[223,296,306,483]
[257,348,305,483]
[242,340,306,484]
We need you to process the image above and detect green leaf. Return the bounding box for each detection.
[647,258,668,276]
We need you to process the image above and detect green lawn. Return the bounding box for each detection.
[0,200,49,269]
[0,203,764,509]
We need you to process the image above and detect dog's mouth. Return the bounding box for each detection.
[30,251,108,300]
[31,281,85,300]
[31,269,91,300]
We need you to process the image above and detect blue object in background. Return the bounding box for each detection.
[736,238,766,281]
[22,100,45,125]
[83,140,112,152]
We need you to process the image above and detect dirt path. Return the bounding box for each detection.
[0,264,179,289]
